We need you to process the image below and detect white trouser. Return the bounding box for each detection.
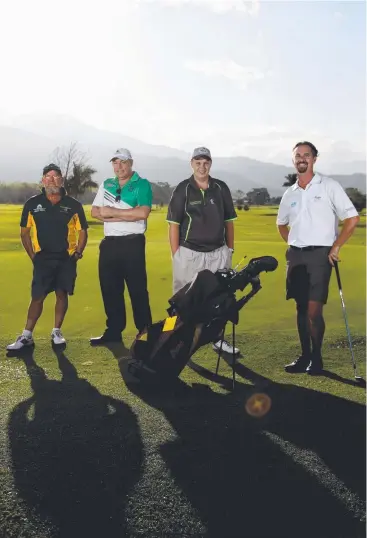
[172,245,232,295]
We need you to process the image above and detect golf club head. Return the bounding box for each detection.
[231,256,278,292]
[246,256,279,274]
[354,376,366,387]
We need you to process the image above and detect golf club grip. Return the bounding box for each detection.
[334,262,342,290]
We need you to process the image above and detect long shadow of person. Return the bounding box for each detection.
[118,355,365,538]
[8,347,143,538]
[194,358,366,497]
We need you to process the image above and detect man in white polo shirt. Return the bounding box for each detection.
[276,141,359,374]
[90,148,153,345]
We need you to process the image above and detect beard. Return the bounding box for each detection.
[45,186,62,195]
[296,162,308,173]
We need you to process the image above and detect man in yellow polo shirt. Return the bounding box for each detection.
[7,164,88,351]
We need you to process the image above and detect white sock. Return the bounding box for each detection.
[22,329,32,338]
[52,328,60,333]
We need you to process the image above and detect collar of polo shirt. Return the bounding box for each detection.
[114,172,139,184]
[292,173,321,191]
[189,175,215,189]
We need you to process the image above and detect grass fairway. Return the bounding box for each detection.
[0,204,366,538]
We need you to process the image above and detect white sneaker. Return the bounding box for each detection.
[51,329,66,345]
[212,339,240,355]
[7,335,34,351]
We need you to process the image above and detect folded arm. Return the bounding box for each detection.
[91,205,151,222]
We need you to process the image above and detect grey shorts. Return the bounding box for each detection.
[286,246,332,305]
[172,245,232,294]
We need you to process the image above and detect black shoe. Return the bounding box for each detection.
[90,333,122,346]
[306,356,324,375]
[284,355,311,373]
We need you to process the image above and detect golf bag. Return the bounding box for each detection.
[127,255,278,380]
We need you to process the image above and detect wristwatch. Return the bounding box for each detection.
[74,251,83,259]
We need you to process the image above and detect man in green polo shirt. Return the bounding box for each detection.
[90,148,153,345]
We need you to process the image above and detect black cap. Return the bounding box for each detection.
[42,163,62,176]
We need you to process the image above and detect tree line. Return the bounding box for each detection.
[0,144,365,211]
[0,181,175,206]
[1,177,365,212]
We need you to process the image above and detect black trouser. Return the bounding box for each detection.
[98,234,152,336]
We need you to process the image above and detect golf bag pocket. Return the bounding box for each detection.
[129,316,197,378]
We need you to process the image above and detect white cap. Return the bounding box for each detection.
[110,148,132,162]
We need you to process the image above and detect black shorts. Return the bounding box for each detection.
[31,252,77,299]
[286,246,332,305]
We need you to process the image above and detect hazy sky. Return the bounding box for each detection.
[0,0,365,162]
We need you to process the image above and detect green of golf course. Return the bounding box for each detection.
[0,204,365,538]
[1,204,365,339]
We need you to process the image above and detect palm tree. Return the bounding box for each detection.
[65,163,98,198]
[283,173,297,187]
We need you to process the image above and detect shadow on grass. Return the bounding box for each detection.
[117,353,366,538]
[319,369,366,387]
[7,348,143,538]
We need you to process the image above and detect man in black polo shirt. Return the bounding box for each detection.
[7,164,88,351]
[166,146,240,355]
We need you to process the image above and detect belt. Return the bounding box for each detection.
[290,245,328,251]
[104,234,143,240]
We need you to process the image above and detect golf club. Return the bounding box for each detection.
[334,261,365,385]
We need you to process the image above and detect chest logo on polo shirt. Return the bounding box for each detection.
[314,196,322,201]
[209,198,215,204]
[60,206,72,214]
[291,201,297,207]
[33,204,46,213]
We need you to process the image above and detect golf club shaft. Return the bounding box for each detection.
[334,262,359,377]
[233,256,246,271]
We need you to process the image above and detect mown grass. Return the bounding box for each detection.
[0,204,365,538]
[0,204,365,338]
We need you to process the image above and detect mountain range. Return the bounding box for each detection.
[0,114,365,197]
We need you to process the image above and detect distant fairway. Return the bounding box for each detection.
[0,204,365,339]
